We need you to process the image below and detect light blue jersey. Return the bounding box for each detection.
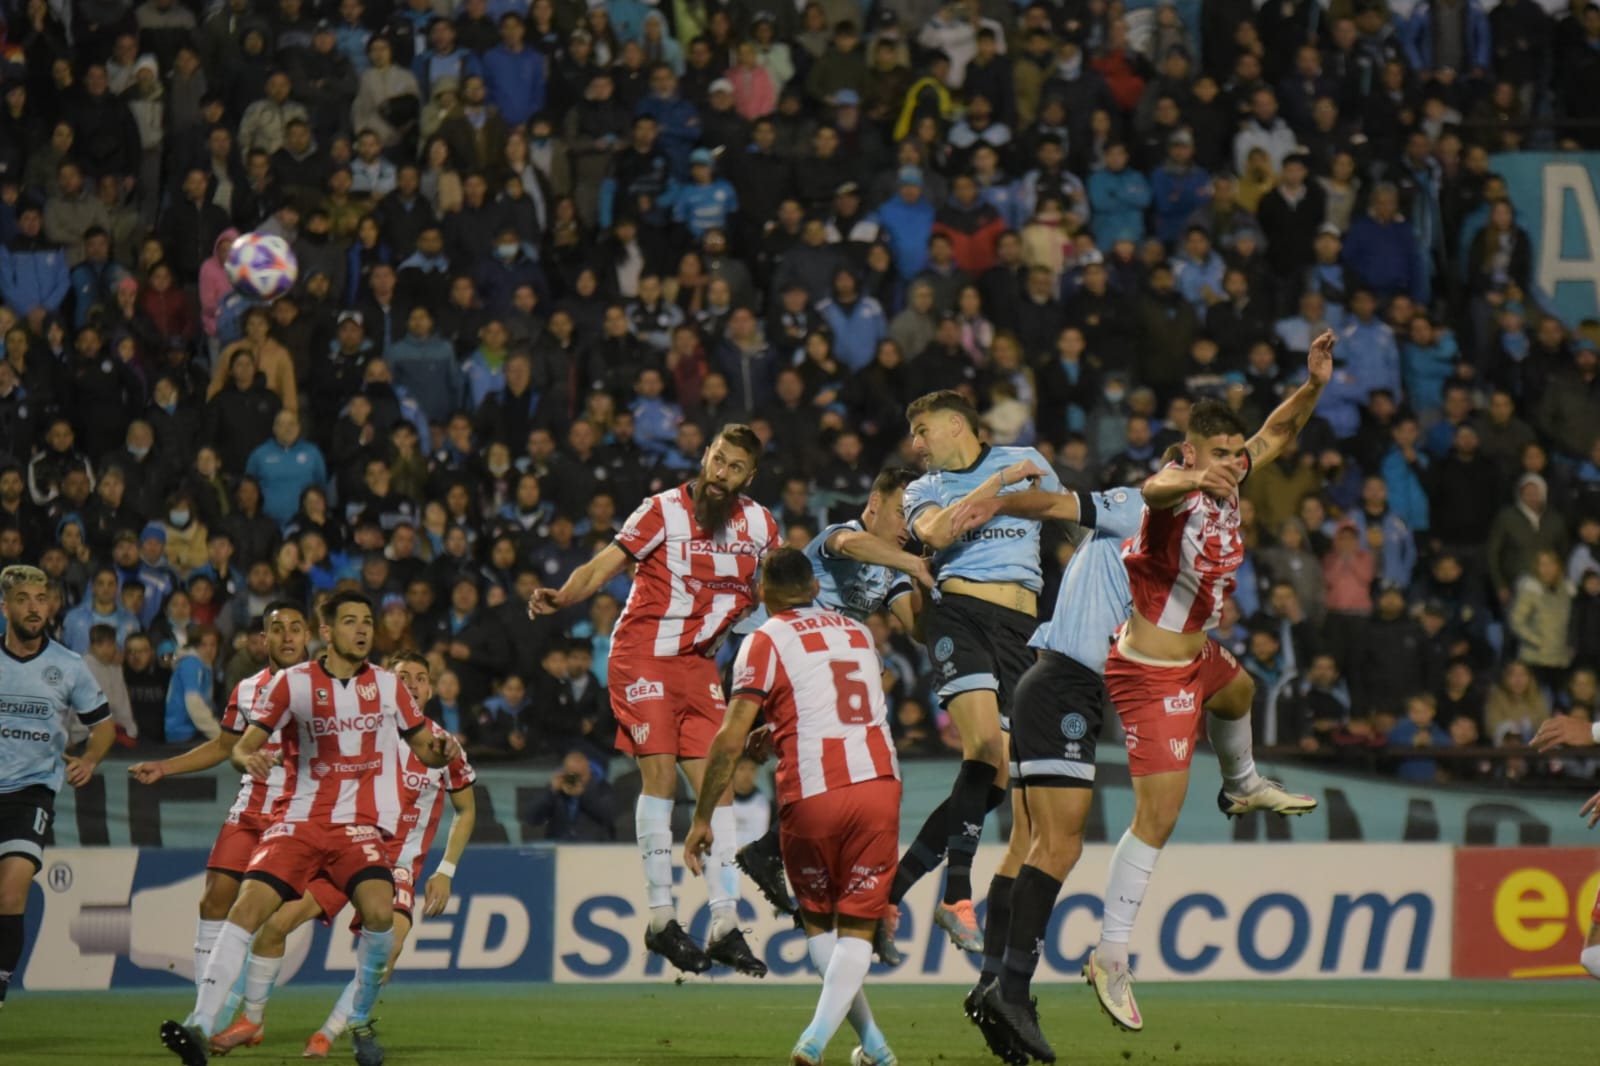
[0,638,110,794]
[904,445,1060,593]
[742,521,915,632]
[1031,488,1148,672]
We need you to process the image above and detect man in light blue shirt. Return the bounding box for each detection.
[0,565,113,1010]
[245,411,328,525]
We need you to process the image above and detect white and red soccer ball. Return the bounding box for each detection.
[225,232,298,300]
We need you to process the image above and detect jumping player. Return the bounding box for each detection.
[686,548,901,1066]
[129,601,309,992]
[0,566,113,1012]
[892,390,1054,954]
[159,590,458,1066]
[531,425,780,976]
[211,650,475,1059]
[736,467,932,922]
[1083,332,1336,1032]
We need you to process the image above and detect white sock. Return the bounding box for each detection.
[1098,830,1162,967]
[1583,946,1600,980]
[321,979,358,1040]
[193,919,224,989]
[707,806,740,941]
[241,951,282,1024]
[187,922,252,1037]
[807,932,883,1047]
[636,794,676,932]
[1207,712,1261,795]
[800,936,873,1048]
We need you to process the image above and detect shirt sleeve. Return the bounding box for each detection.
[902,474,939,525]
[817,522,853,560]
[731,629,778,705]
[1093,489,1149,541]
[220,680,248,734]
[68,659,110,726]
[1029,449,1062,494]
[445,748,477,791]
[615,494,667,561]
[251,669,293,732]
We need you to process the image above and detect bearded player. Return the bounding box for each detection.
[129,601,309,995]
[210,650,475,1059]
[531,424,781,976]
[686,548,901,1066]
[735,467,933,925]
[1083,332,1336,1033]
[159,591,458,1066]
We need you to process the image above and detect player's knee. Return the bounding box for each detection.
[1208,673,1254,720]
[1582,945,1600,980]
[963,731,1005,767]
[1131,802,1180,847]
[1028,833,1083,881]
[0,884,26,912]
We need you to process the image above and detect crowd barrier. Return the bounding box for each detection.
[18,842,1598,989]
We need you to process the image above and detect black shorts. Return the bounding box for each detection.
[926,592,1038,725]
[1009,651,1107,789]
[0,785,55,870]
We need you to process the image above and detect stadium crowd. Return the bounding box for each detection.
[1,0,1599,816]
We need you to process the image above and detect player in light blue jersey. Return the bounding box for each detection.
[735,468,933,918]
[885,390,1057,959]
[0,565,113,1012]
[948,484,1149,1063]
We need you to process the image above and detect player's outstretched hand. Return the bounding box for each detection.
[1308,329,1336,386]
[744,723,775,763]
[1534,714,1595,752]
[64,756,98,788]
[946,496,1002,538]
[128,761,164,785]
[1002,459,1047,488]
[528,588,562,617]
[1196,463,1240,498]
[683,819,713,877]
[423,872,452,916]
[1582,790,1600,828]
[422,731,461,767]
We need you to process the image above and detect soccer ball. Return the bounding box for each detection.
[225,232,298,300]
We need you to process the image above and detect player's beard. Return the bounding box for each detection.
[692,477,739,531]
[7,616,45,643]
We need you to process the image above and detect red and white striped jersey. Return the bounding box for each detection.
[1123,463,1248,634]
[731,606,899,806]
[251,659,427,835]
[613,482,780,659]
[391,720,475,870]
[220,668,286,823]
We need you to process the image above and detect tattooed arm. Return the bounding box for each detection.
[1246,330,1336,468]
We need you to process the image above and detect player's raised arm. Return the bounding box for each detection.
[827,526,934,588]
[1245,329,1334,467]
[912,458,1048,549]
[684,696,761,876]
[529,542,631,616]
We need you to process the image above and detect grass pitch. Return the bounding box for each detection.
[4,980,1590,1065]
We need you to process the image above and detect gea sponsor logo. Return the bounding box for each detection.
[311,714,385,736]
[1163,689,1196,716]
[626,678,664,703]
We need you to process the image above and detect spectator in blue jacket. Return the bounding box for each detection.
[482,13,546,128]
[1340,288,1402,401]
[387,305,465,425]
[1149,129,1211,246]
[1379,415,1432,535]
[1171,226,1227,315]
[0,202,71,322]
[1387,692,1452,783]
[817,268,888,372]
[874,167,937,281]
[635,64,702,178]
[1350,475,1418,588]
[164,628,220,744]
[1399,0,1492,99]
[62,566,142,653]
[412,18,482,97]
[68,228,129,329]
[1342,184,1422,302]
[1402,313,1461,418]
[630,367,683,457]
[245,410,329,524]
[476,225,549,316]
[1088,142,1151,248]
[673,148,739,239]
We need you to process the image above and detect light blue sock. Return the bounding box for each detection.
[218,959,249,1023]
[349,928,394,1024]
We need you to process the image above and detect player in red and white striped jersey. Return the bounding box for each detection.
[212,651,477,1060]
[686,548,901,1066]
[160,591,459,1066]
[129,600,309,994]
[1085,333,1335,1034]
[531,424,779,976]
